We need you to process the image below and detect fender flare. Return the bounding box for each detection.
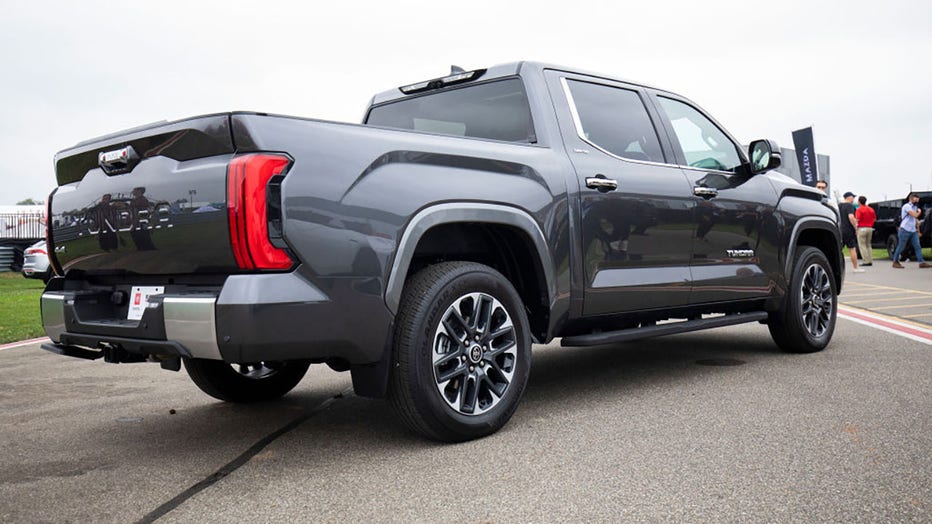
[384,203,556,314]
[785,216,843,279]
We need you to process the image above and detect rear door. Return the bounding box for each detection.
[545,71,695,315]
[647,91,779,304]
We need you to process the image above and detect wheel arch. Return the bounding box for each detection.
[788,217,844,293]
[384,203,556,342]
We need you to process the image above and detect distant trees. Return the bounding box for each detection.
[16,198,44,205]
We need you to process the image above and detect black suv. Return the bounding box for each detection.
[871,192,932,260]
[42,62,843,441]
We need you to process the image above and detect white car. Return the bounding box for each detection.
[22,240,51,282]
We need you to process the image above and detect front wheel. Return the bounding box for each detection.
[768,247,837,353]
[388,262,531,442]
[184,359,309,403]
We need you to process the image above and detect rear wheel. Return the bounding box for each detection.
[184,359,309,403]
[768,247,837,353]
[388,262,531,442]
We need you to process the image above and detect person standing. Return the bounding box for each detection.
[855,195,876,266]
[815,180,828,193]
[891,192,932,269]
[839,192,863,272]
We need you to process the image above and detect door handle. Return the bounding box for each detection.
[693,186,718,199]
[586,176,618,192]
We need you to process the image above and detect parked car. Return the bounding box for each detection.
[41,62,843,441]
[22,240,51,282]
[870,191,932,260]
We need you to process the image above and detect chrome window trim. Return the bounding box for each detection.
[560,76,745,177]
[560,77,671,168]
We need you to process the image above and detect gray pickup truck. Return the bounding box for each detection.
[42,62,842,441]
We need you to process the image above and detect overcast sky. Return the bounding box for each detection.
[2,0,930,204]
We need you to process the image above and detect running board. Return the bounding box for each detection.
[560,311,769,347]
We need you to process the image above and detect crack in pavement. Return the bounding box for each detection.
[136,387,353,524]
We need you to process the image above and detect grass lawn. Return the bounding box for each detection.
[0,272,46,344]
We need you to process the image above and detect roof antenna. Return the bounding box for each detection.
[450,65,465,74]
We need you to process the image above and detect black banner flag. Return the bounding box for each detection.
[791,127,818,187]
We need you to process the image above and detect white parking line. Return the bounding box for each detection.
[838,307,932,346]
[0,337,49,351]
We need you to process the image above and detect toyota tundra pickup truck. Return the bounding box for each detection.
[41,62,843,441]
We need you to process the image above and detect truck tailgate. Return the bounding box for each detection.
[49,114,238,275]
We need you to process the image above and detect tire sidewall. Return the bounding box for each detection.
[788,248,837,349]
[407,265,531,439]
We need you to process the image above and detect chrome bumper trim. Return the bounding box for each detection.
[163,297,222,360]
[41,293,66,343]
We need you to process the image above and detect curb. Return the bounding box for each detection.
[0,337,49,351]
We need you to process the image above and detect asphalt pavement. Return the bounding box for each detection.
[1,311,930,522]
[840,256,932,327]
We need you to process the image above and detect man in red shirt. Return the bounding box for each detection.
[856,195,877,266]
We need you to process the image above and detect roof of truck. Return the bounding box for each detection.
[367,61,659,108]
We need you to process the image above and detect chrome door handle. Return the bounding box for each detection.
[693,186,718,198]
[586,176,618,192]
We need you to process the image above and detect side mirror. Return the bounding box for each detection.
[748,139,781,174]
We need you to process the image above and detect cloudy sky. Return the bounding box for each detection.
[1,0,930,204]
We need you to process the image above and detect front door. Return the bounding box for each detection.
[649,93,779,304]
[546,72,696,316]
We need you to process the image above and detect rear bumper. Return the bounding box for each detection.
[22,259,49,278]
[41,272,392,365]
[42,292,221,360]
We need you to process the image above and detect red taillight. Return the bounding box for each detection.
[226,154,294,270]
[26,248,47,255]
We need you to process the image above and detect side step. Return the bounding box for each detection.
[560,311,769,347]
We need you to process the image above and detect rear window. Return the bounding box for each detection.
[365,78,535,143]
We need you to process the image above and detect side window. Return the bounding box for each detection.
[565,79,664,163]
[656,96,742,172]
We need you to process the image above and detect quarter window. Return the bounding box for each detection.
[565,79,664,163]
[656,97,742,172]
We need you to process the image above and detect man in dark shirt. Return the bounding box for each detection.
[839,192,863,272]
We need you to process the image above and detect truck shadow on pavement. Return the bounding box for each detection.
[40,327,828,521]
[81,328,798,465]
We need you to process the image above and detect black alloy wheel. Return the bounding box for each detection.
[768,246,837,353]
[388,262,531,442]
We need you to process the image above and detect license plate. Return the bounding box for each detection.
[127,286,164,320]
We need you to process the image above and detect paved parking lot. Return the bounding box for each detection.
[1,313,930,522]
[840,258,932,326]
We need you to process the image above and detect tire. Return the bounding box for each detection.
[388,262,532,442]
[183,358,310,403]
[768,247,837,353]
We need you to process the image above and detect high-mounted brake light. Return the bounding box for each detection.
[227,154,294,270]
[399,68,487,94]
